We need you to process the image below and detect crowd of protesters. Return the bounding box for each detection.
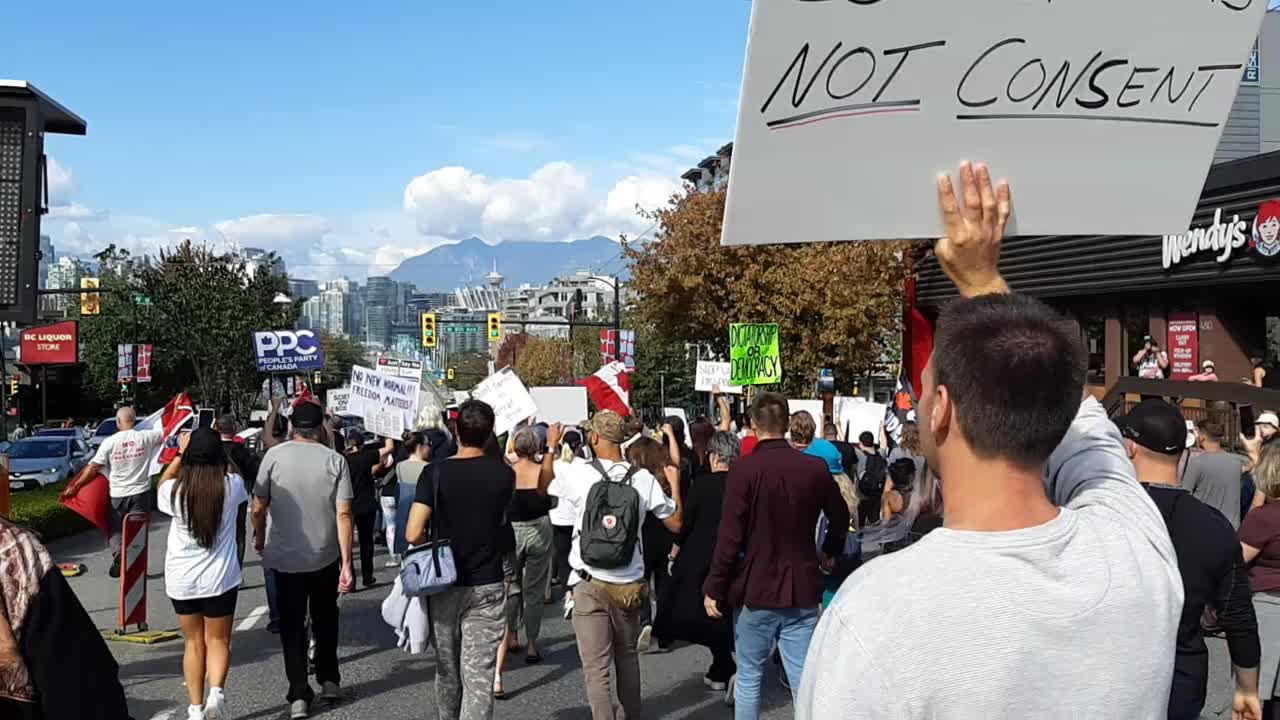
[11,161,1280,720]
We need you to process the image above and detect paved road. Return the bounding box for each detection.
[51,521,796,720]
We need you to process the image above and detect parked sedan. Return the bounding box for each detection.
[87,418,118,451]
[34,427,90,443]
[8,438,90,491]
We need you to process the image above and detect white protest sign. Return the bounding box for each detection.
[694,361,743,395]
[530,386,590,426]
[788,399,825,430]
[349,365,421,431]
[326,389,351,416]
[663,408,694,448]
[471,367,538,437]
[370,408,405,439]
[835,396,888,443]
[723,0,1269,245]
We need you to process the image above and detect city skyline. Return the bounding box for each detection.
[11,1,751,282]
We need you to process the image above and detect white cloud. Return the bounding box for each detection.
[40,145,692,282]
[48,203,107,221]
[47,156,78,205]
[403,161,674,243]
[214,213,332,246]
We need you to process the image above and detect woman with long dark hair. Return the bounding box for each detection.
[158,427,250,720]
[628,432,682,652]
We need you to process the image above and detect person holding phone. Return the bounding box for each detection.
[1134,336,1170,379]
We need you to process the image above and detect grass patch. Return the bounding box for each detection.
[7,481,93,543]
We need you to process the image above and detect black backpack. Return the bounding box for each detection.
[858,452,889,498]
[579,460,643,570]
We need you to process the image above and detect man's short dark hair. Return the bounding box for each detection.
[1197,420,1225,443]
[933,293,1085,468]
[751,392,789,435]
[858,431,876,447]
[457,399,496,449]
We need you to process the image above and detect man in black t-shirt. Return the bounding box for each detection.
[406,400,514,720]
[1114,399,1261,720]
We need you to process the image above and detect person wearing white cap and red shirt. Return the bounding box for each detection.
[1189,360,1219,382]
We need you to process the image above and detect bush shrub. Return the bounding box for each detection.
[7,481,93,543]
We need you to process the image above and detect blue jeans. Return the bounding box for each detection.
[733,606,819,720]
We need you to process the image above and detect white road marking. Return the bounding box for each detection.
[236,604,269,632]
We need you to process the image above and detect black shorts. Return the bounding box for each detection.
[171,587,239,618]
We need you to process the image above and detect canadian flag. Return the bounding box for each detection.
[580,361,631,416]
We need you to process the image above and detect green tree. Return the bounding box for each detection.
[624,188,907,397]
[77,242,297,416]
[319,333,368,383]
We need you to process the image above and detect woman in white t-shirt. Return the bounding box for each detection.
[157,427,249,720]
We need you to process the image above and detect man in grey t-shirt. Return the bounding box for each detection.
[252,402,354,718]
[1184,420,1247,529]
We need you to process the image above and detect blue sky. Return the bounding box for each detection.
[8,1,752,279]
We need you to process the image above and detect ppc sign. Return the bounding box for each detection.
[20,321,78,365]
[253,329,324,372]
[722,0,1268,246]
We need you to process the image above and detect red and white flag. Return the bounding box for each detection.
[142,392,196,476]
[580,361,631,416]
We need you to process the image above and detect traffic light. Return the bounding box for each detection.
[487,312,502,343]
[421,312,437,348]
[79,277,101,316]
[447,367,455,381]
[8,376,16,396]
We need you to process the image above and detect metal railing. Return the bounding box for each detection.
[1099,378,1280,451]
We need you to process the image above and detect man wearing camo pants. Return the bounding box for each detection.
[405,400,515,720]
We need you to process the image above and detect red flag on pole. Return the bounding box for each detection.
[580,361,632,416]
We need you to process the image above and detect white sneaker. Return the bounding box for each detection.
[321,681,340,701]
[290,699,310,719]
[384,554,401,568]
[187,706,206,720]
[637,624,653,652]
[205,688,225,720]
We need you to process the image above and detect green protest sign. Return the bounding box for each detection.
[729,323,781,386]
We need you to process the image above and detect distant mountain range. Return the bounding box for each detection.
[389,236,627,290]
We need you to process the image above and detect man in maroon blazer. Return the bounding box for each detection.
[703,391,849,717]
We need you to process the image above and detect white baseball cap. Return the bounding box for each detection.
[1259,411,1280,429]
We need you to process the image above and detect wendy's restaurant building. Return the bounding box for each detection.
[907,149,1280,438]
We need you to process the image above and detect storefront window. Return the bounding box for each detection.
[1123,308,1151,377]
[1081,314,1106,385]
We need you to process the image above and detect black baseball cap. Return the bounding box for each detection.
[291,402,325,430]
[183,427,226,467]
[1113,399,1186,456]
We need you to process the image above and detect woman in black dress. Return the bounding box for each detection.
[655,430,739,693]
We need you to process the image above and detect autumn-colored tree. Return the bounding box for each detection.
[624,188,908,397]
[513,336,571,387]
[445,352,490,390]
